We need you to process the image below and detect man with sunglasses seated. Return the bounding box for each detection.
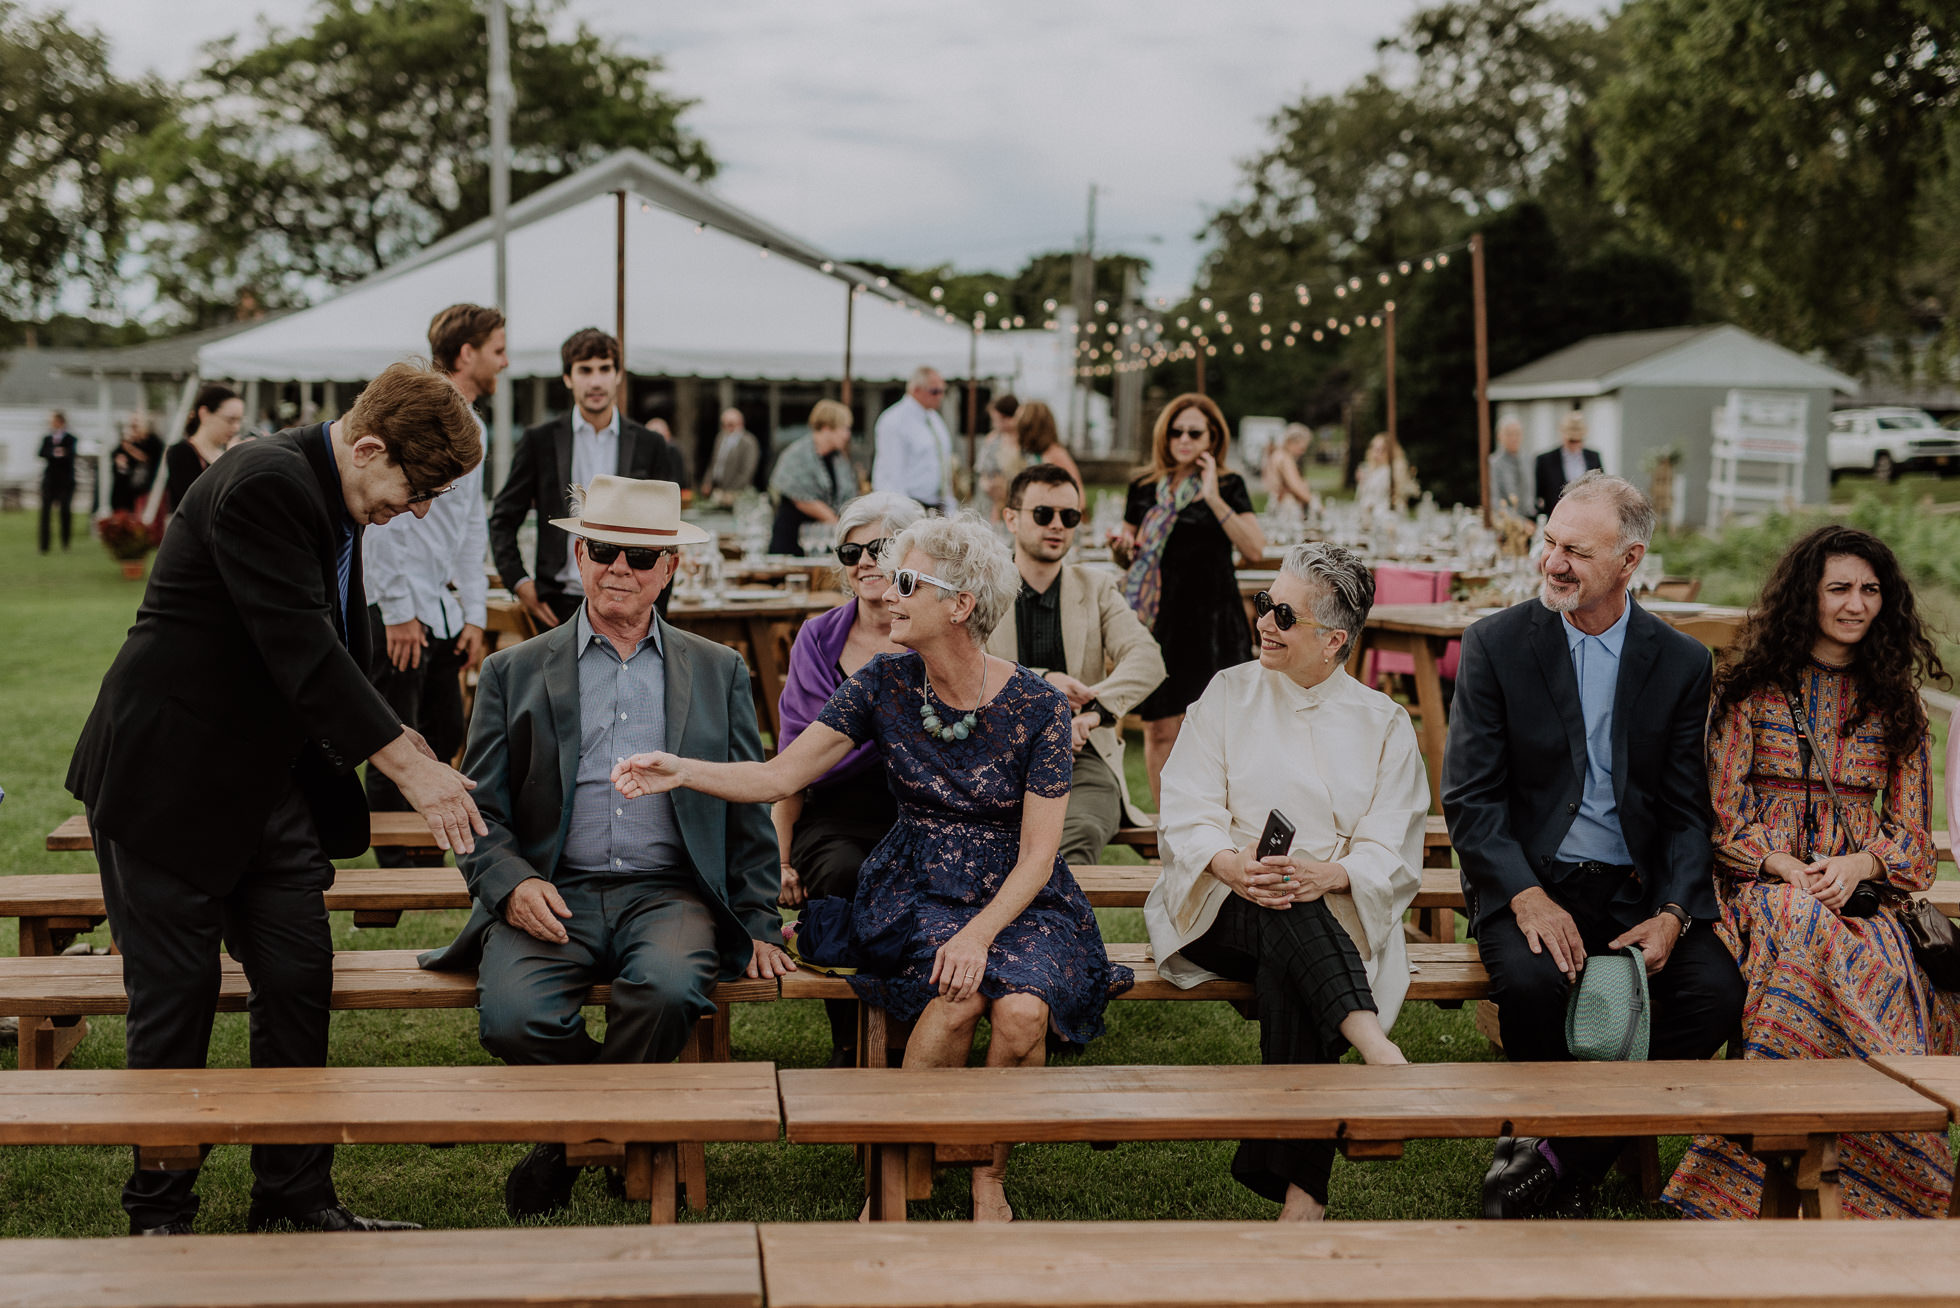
[420,475,790,1219]
[987,464,1165,866]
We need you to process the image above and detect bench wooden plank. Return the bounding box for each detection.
[45,810,441,852]
[757,1220,1960,1308]
[1871,1055,1960,1119]
[0,1225,764,1308]
[0,949,776,1017]
[0,1063,782,1148]
[777,1060,1945,1147]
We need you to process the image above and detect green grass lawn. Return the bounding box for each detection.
[0,506,1945,1235]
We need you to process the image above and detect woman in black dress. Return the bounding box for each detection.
[163,384,243,517]
[1118,394,1267,804]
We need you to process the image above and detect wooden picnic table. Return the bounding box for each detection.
[1869,1055,1960,1217]
[778,1059,1947,1220]
[1348,601,1749,812]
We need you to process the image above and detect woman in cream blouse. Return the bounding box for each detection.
[1145,541,1429,1221]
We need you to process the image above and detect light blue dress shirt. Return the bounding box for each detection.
[559,606,687,875]
[1554,595,1635,866]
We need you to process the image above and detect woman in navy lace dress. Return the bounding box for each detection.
[614,514,1130,1220]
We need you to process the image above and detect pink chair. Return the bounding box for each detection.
[1364,566,1461,687]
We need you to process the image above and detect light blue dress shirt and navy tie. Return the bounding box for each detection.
[1554,593,1634,866]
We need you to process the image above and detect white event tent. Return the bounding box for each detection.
[198,150,1022,386]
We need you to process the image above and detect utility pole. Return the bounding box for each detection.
[1384,301,1398,445]
[1068,182,1097,447]
[1113,264,1145,456]
[615,189,628,410]
[1471,233,1493,526]
[487,0,513,486]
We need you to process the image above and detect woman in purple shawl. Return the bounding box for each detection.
[774,491,924,1064]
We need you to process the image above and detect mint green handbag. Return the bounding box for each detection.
[1564,946,1650,1061]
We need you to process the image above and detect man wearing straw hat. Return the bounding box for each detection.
[420,474,789,1219]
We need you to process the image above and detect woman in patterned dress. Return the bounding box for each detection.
[1664,525,1957,1219]
[613,513,1130,1221]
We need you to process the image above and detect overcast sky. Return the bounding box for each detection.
[51,0,1605,299]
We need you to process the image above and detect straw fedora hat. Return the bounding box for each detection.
[550,475,712,548]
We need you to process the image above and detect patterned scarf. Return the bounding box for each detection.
[1123,472,1201,628]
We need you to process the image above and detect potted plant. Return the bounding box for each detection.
[97,511,160,579]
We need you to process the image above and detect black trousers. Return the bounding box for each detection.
[1179,893,1377,1206]
[93,783,337,1229]
[38,480,73,551]
[790,768,897,1052]
[363,606,469,868]
[1475,860,1745,1182]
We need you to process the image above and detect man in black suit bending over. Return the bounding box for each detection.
[1442,470,1742,1219]
[1532,409,1605,518]
[490,327,685,630]
[67,361,488,1236]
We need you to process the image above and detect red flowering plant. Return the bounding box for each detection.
[96,511,162,561]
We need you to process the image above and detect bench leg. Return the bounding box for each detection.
[865,1144,909,1221]
[1797,1134,1841,1219]
[679,1143,708,1211]
[17,1016,88,1071]
[646,1144,679,1223]
[1614,1137,1663,1202]
[1755,1134,1839,1218]
[621,1143,654,1201]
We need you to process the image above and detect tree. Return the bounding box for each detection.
[1596,0,1960,356]
[0,2,170,323]
[137,0,714,321]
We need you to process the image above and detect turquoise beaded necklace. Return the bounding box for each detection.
[920,658,989,742]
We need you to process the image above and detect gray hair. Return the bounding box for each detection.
[832,491,925,594]
[908,365,943,392]
[1279,542,1376,653]
[888,512,1018,645]
[1560,470,1655,550]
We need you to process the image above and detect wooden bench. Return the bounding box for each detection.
[777,1060,1948,1221]
[756,1220,1960,1307]
[0,1225,764,1308]
[0,1063,779,1223]
[780,941,1490,1068]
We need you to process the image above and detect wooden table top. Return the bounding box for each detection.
[0,1226,764,1308]
[777,1059,1946,1146]
[756,1220,1960,1308]
[1869,1055,1960,1118]
[0,1063,784,1148]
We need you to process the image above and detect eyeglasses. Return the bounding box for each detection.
[585,540,672,571]
[835,537,891,567]
[921,386,947,397]
[890,567,961,598]
[1253,590,1319,633]
[1169,425,1211,440]
[406,481,454,505]
[1023,506,1081,528]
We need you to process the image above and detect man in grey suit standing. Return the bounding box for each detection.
[421,474,790,1219]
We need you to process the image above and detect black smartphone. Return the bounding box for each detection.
[1256,808,1296,860]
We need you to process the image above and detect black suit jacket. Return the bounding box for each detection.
[1441,597,1716,932]
[67,426,403,893]
[1534,446,1604,517]
[488,412,685,600]
[38,432,77,488]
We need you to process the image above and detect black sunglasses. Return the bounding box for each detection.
[585,540,671,570]
[835,538,891,567]
[1253,590,1305,632]
[1023,506,1081,528]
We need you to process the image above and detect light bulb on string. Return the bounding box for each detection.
[876,276,890,287]
[998,317,1010,330]
[1334,285,1346,298]
[1347,276,1362,290]
[820,260,835,273]
[930,286,944,300]
[1221,323,1233,334]
[1422,258,1434,271]
[1326,317,1338,329]
[1043,319,1057,330]
[1205,345,1217,356]
[1013,315,1025,328]
[758,247,770,258]
[1094,298,1107,313]
[1284,334,1296,346]
[1313,329,1324,341]
[1437,253,1450,266]
[1377,271,1390,285]
[1289,321,1301,332]
[1398,261,1411,274]
[1354,315,1366,326]
[1198,297,1212,311]
[1176,316,1189,329]
[1043,298,1058,312]
[1233,343,1245,355]
[1260,323,1271,335]
[983,291,998,307]
[1369,315,1381,327]
[1340,324,1351,335]
[1385,300,1396,312]
[1260,339,1272,351]
[693,223,705,235]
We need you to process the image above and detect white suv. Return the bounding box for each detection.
[1828,407,1960,481]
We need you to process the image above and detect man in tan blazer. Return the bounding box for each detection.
[989,463,1166,864]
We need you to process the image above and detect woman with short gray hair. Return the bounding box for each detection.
[1145,541,1429,1221]
[616,511,1132,1221]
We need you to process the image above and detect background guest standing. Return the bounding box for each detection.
[767,399,857,554]
[1534,409,1603,517]
[37,409,77,553]
[974,393,1023,520]
[871,366,952,511]
[164,384,243,518]
[701,406,760,501]
[1015,398,1081,486]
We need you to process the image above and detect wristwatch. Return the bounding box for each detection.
[1083,698,1116,728]
[1658,903,1692,935]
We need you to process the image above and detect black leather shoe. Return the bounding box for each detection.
[246,1204,421,1233]
[131,1219,195,1236]
[1483,1136,1560,1219]
[505,1142,580,1219]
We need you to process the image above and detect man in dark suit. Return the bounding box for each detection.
[1442,470,1743,1219]
[67,361,487,1236]
[489,327,685,630]
[1533,409,1605,517]
[38,409,77,553]
[422,474,787,1219]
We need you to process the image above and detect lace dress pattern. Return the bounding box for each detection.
[816,652,1133,1042]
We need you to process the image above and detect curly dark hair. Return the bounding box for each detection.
[1714,524,1947,755]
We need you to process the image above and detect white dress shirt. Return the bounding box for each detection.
[1144,661,1430,1031]
[361,421,489,638]
[871,393,950,507]
[557,408,621,592]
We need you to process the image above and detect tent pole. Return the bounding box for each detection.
[1384,301,1397,445]
[1471,233,1493,527]
[966,326,979,473]
[488,0,513,488]
[841,282,855,406]
[615,188,629,414]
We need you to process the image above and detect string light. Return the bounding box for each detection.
[983,291,999,307]
[930,286,944,300]
[819,260,834,273]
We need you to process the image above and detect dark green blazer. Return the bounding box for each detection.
[419,612,780,979]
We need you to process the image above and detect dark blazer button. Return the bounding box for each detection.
[1540,854,1552,867]
[1566,802,1578,814]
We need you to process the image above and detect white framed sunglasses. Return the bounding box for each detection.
[890,567,961,598]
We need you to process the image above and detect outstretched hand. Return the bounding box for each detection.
[612,751,686,798]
